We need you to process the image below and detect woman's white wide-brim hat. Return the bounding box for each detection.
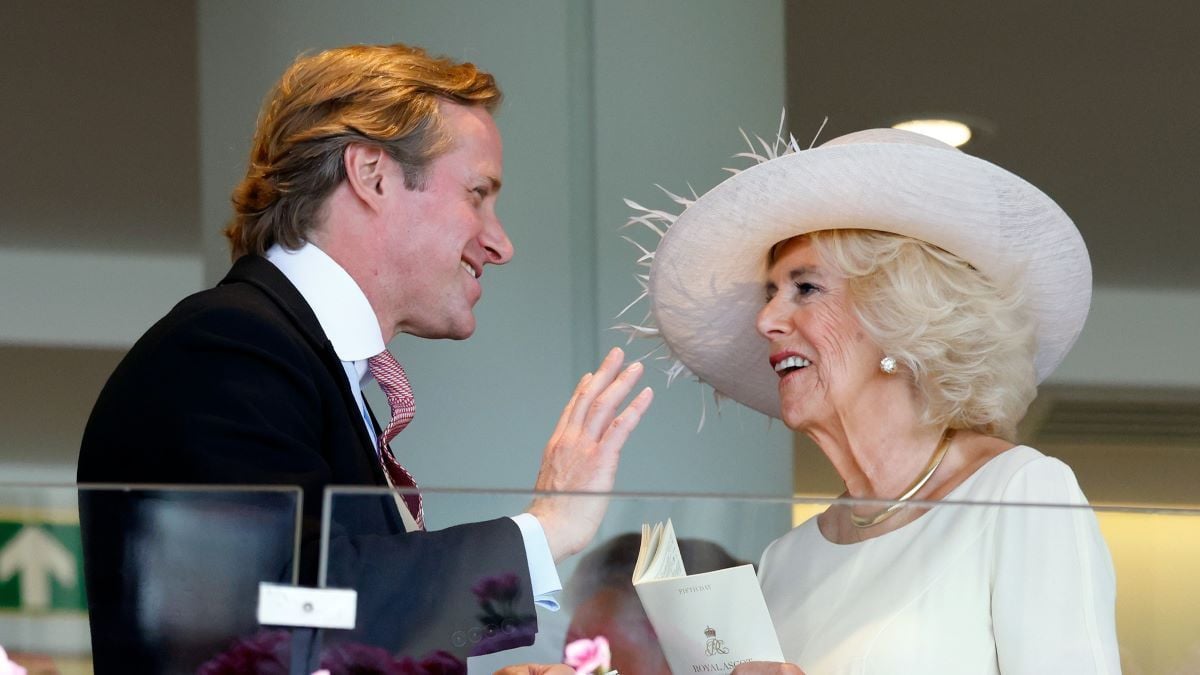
[638,128,1091,419]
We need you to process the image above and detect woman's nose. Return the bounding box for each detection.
[756,296,791,340]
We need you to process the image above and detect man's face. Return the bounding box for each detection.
[369,102,512,340]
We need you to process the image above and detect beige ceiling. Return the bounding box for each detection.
[785,1,1200,290]
[0,1,198,255]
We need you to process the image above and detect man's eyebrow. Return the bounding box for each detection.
[484,175,502,192]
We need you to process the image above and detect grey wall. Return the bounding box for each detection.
[0,0,205,483]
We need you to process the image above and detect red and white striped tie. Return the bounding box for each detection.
[367,350,424,530]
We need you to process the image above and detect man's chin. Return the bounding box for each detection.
[409,318,476,341]
[447,315,476,340]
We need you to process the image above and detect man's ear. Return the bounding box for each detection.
[343,143,390,209]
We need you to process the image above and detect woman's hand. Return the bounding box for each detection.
[492,665,574,675]
[731,662,806,675]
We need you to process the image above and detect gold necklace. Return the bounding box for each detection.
[850,428,956,529]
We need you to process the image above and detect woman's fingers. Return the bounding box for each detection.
[731,662,805,675]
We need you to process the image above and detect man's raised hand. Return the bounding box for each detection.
[528,347,653,562]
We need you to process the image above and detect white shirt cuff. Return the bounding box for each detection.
[509,513,562,611]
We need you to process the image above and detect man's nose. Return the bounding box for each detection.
[481,216,514,265]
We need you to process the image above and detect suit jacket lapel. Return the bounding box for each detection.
[219,255,388,487]
[221,255,326,349]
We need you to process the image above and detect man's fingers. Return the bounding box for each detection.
[599,386,653,449]
[567,347,625,428]
[582,360,644,440]
[493,665,574,675]
[547,372,591,447]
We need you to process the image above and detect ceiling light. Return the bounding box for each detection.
[891,119,973,148]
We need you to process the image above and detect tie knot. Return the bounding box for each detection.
[368,350,415,441]
[368,350,413,401]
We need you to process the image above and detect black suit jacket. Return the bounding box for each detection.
[78,255,536,671]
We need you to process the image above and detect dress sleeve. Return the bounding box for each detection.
[991,456,1121,674]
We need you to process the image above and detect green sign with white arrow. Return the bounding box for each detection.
[0,520,86,614]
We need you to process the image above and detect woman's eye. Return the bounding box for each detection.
[795,282,819,296]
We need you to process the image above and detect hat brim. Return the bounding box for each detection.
[648,136,1091,419]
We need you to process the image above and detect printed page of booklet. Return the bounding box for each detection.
[632,519,784,674]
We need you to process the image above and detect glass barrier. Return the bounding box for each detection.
[0,484,301,675]
[321,486,1200,675]
[3,483,1195,674]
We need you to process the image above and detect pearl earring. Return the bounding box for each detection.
[880,356,898,375]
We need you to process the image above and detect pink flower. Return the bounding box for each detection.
[564,636,611,675]
[0,646,29,675]
[471,572,521,604]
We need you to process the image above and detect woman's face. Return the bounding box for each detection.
[755,236,883,431]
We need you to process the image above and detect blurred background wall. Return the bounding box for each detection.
[2,0,1197,504]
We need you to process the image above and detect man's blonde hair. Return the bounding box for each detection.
[224,43,502,259]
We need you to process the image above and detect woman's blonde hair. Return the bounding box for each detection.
[224,43,502,259]
[803,229,1037,441]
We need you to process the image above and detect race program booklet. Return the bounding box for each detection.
[632,519,784,674]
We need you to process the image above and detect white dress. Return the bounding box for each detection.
[758,446,1120,674]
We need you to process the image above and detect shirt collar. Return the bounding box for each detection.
[265,242,386,364]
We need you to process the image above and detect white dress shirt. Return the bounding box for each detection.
[266,242,561,609]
